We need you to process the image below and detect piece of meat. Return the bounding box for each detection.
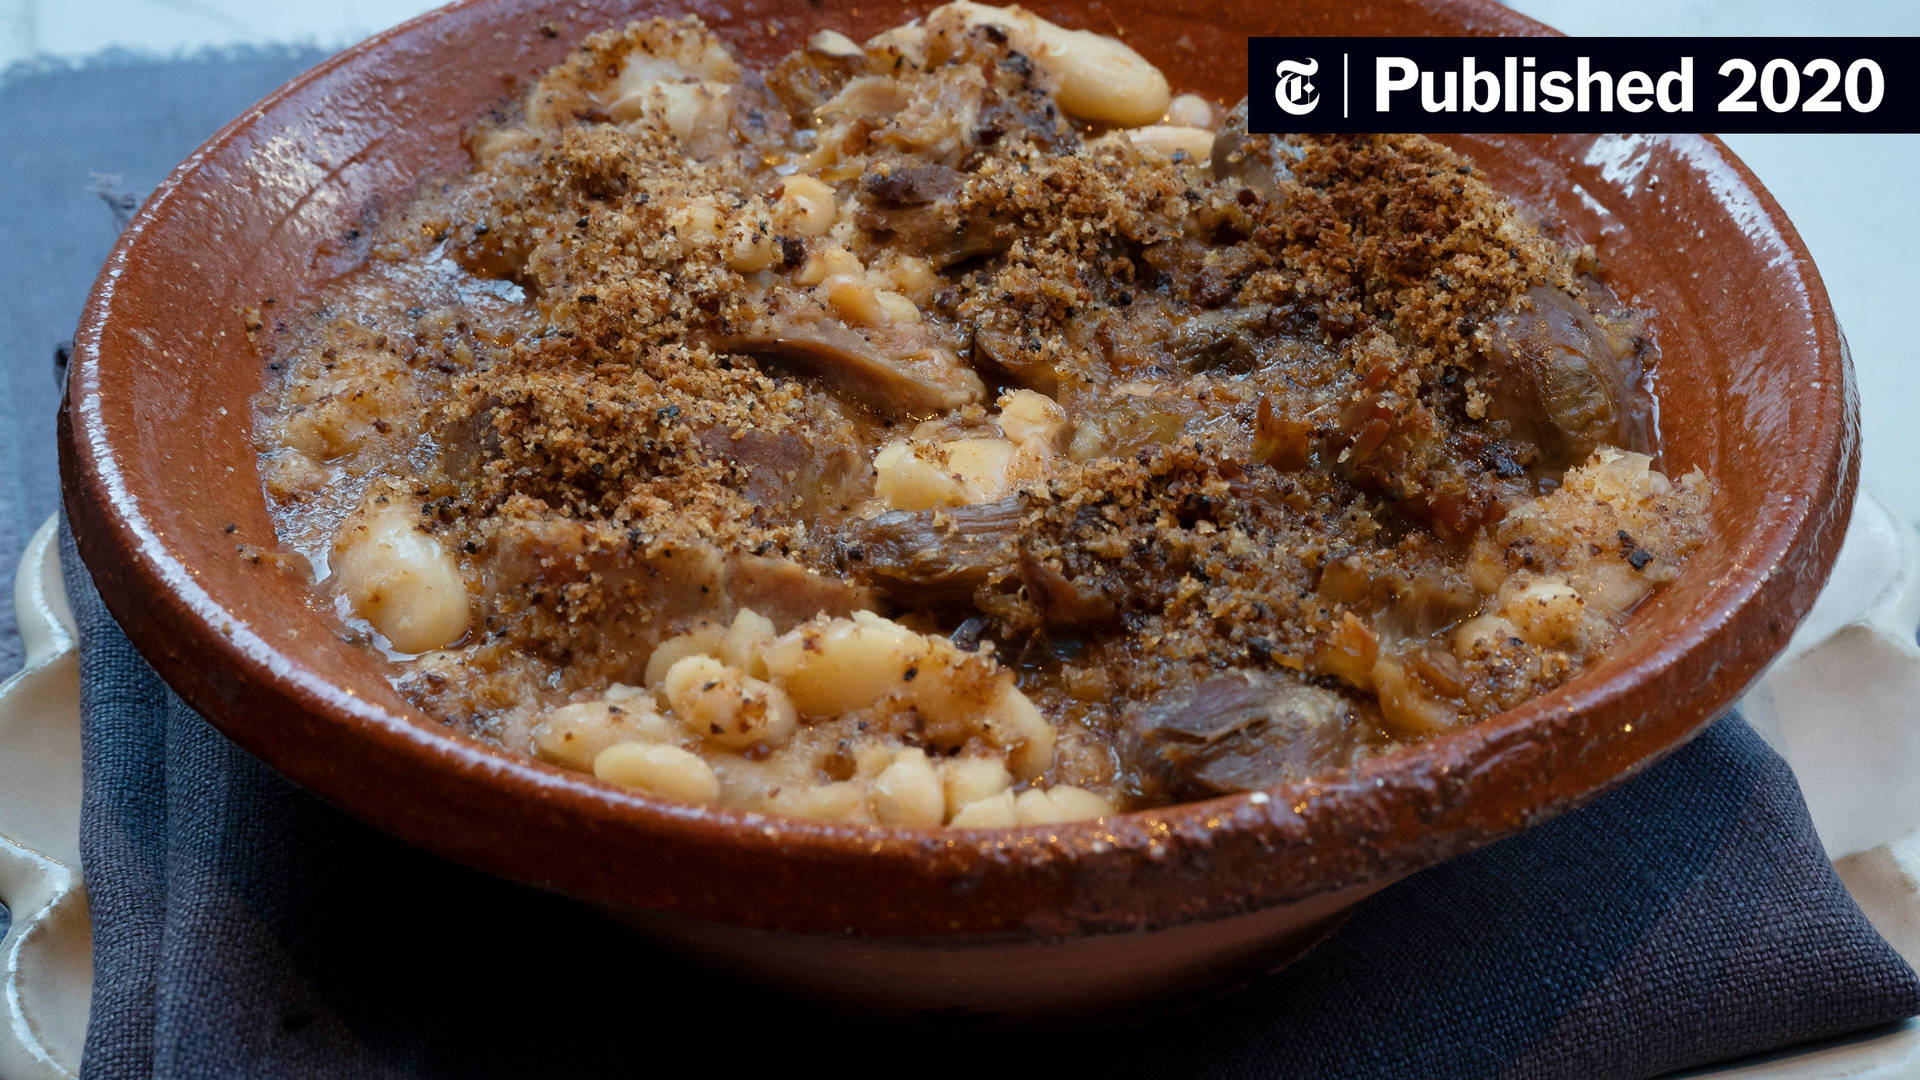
[1482,286,1637,468]
[1209,100,1295,203]
[692,421,867,519]
[725,550,873,626]
[1017,549,1118,630]
[863,162,964,206]
[970,49,1078,154]
[1141,241,1254,314]
[968,321,1062,395]
[1326,346,1522,544]
[1125,671,1373,795]
[845,498,1024,602]
[815,74,915,126]
[766,41,866,125]
[855,163,1010,269]
[710,310,984,419]
[875,208,1007,269]
[1168,308,1262,373]
[476,518,867,677]
[716,328,984,418]
[846,497,1118,630]
[474,517,730,674]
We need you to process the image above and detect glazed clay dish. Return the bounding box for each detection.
[61,0,1856,1013]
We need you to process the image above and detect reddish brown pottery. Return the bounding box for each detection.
[60,0,1859,1013]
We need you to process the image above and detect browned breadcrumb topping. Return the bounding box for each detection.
[255,9,1709,817]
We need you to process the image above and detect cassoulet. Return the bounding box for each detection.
[254,3,1711,827]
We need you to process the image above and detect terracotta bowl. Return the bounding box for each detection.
[60,0,1857,1013]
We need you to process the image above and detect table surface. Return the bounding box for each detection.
[3,0,1911,524]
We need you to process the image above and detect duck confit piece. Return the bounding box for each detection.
[856,162,1013,269]
[845,496,1118,629]
[1125,671,1380,797]
[1483,285,1648,471]
[705,302,985,419]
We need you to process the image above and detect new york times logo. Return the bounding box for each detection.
[1273,58,1321,115]
[1246,37,1913,134]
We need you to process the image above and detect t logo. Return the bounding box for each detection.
[1274,58,1321,116]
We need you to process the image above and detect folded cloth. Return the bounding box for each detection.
[14,47,1920,1080]
[57,525,1920,1080]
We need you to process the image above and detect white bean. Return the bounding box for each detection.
[1165,93,1213,128]
[1576,560,1653,621]
[873,438,1014,510]
[669,197,725,255]
[725,222,778,273]
[761,612,1058,778]
[824,273,885,326]
[911,666,1056,780]
[1014,785,1112,824]
[645,627,723,687]
[610,80,734,145]
[530,697,672,772]
[1451,613,1520,659]
[948,789,1019,827]
[872,748,945,826]
[794,244,862,286]
[940,438,1015,501]
[1042,785,1112,821]
[720,607,776,678]
[942,756,1013,817]
[778,176,838,238]
[996,389,1067,449]
[593,743,721,803]
[1126,125,1214,162]
[874,290,922,324]
[873,440,965,510]
[993,684,1056,779]
[852,742,900,779]
[769,780,870,822]
[331,502,469,654]
[873,255,938,302]
[1502,580,1586,648]
[663,655,799,750]
[761,611,923,717]
[808,29,866,58]
[946,2,1170,126]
